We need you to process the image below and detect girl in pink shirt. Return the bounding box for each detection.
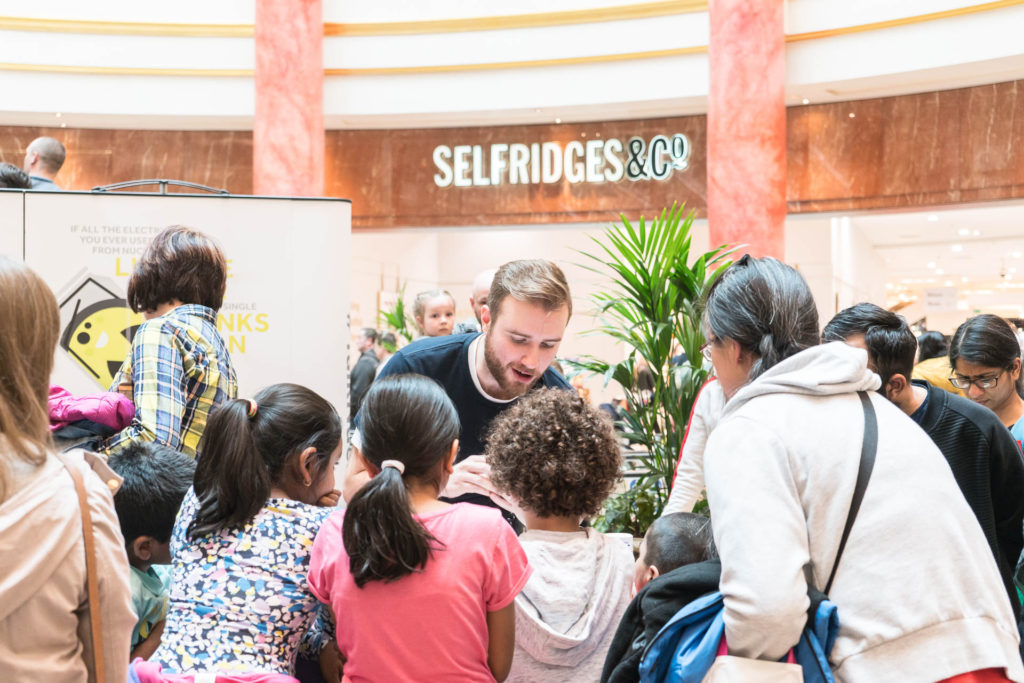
[308,374,531,683]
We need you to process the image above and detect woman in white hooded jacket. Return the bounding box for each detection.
[701,255,1022,683]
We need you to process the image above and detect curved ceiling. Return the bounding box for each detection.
[0,0,1022,129]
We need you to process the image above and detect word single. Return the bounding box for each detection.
[432,134,691,188]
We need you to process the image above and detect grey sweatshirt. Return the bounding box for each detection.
[705,342,1023,682]
[507,528,634,683]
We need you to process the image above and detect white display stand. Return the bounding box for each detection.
[0,189,351,416]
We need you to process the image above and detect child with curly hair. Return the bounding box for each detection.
[486,389,632,683]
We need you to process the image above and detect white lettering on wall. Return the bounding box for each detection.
[432,134,691,188]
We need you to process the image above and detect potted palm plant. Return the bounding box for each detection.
[568,204,734,536]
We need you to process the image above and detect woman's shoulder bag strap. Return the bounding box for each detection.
[824,391,878,595]
[55,452,106,683]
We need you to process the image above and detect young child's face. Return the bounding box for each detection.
[150,540,172,565]
[419,296,455,337]
[633,532,656,594]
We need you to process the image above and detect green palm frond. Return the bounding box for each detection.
[571,203,735,533]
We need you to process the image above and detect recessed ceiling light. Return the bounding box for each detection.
[962,276,969,282]
[848,112,855,118]
[926,261,936,269]
[951,244,963,252]
[927,214,939,222]
[935,269,945,275]
[55,112,62,118]
[972,230,981,236]
[60,123,66,128]
[957,228,970,236]
[945,280,953,287]
[802,98,809,105]
[554,118,562,124]
[885,283,894,290]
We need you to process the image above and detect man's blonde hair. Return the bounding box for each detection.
[488,259,572,322]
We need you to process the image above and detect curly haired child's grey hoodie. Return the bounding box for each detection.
[506,527,634,683]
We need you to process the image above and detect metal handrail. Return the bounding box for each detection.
[91,179,229,195]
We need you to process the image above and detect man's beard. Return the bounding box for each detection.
[483,332,540,400]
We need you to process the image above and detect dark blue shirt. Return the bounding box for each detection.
[369,333,572,520]
[373,333,571,461]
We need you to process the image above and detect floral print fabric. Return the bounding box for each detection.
[151,488,332,674]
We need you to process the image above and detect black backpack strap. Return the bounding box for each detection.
[824,391,878,595]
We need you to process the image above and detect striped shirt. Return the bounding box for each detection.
[103,304,236,458]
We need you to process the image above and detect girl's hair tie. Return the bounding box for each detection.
[247,399,258,419]
[380,459,405,474]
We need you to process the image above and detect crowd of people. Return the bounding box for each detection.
[3,221,1024,683]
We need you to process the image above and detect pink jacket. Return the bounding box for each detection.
[49,385,135,432]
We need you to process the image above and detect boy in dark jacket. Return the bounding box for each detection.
[602,513,719,683]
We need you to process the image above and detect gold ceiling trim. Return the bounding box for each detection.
[786,0,1024,43]
[0,2,705,38]
[324,1,705,36]
[0,0,1020,76]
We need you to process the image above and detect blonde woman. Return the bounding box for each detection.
[0,255,135,681]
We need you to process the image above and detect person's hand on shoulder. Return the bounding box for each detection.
[441,454,495,499]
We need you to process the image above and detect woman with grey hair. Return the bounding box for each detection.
[701,255,1021,682]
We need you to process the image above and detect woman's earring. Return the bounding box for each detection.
[304,479,311,487]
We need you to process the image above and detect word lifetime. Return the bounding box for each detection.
[432,134,691,188]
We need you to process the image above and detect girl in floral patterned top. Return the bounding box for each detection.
[149,383,343,676]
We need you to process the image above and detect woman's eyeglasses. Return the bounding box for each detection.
[948,373,1001,390]
[700,342,713,363]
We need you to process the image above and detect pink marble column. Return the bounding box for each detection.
[707,0,786,258]
[254,0,324,196]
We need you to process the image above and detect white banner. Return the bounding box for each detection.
[14,191,351,415]
[0,190,25,258]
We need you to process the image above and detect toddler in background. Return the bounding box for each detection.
[602,513,719,683]
[486,388,633,683]
[309,374,530,682]
[107,442,196,660]
[412,289,456,337]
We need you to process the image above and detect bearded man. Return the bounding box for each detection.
[346,259,573,524]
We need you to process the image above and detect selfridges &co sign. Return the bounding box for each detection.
[432,134,691,188]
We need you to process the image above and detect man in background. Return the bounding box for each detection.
[23,137,66,190]
[349,328,379,419]
[453,268,497,334]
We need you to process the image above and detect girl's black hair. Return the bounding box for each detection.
[344,374,460,588]
[188,383,341,539]
[950,314,1024,397]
